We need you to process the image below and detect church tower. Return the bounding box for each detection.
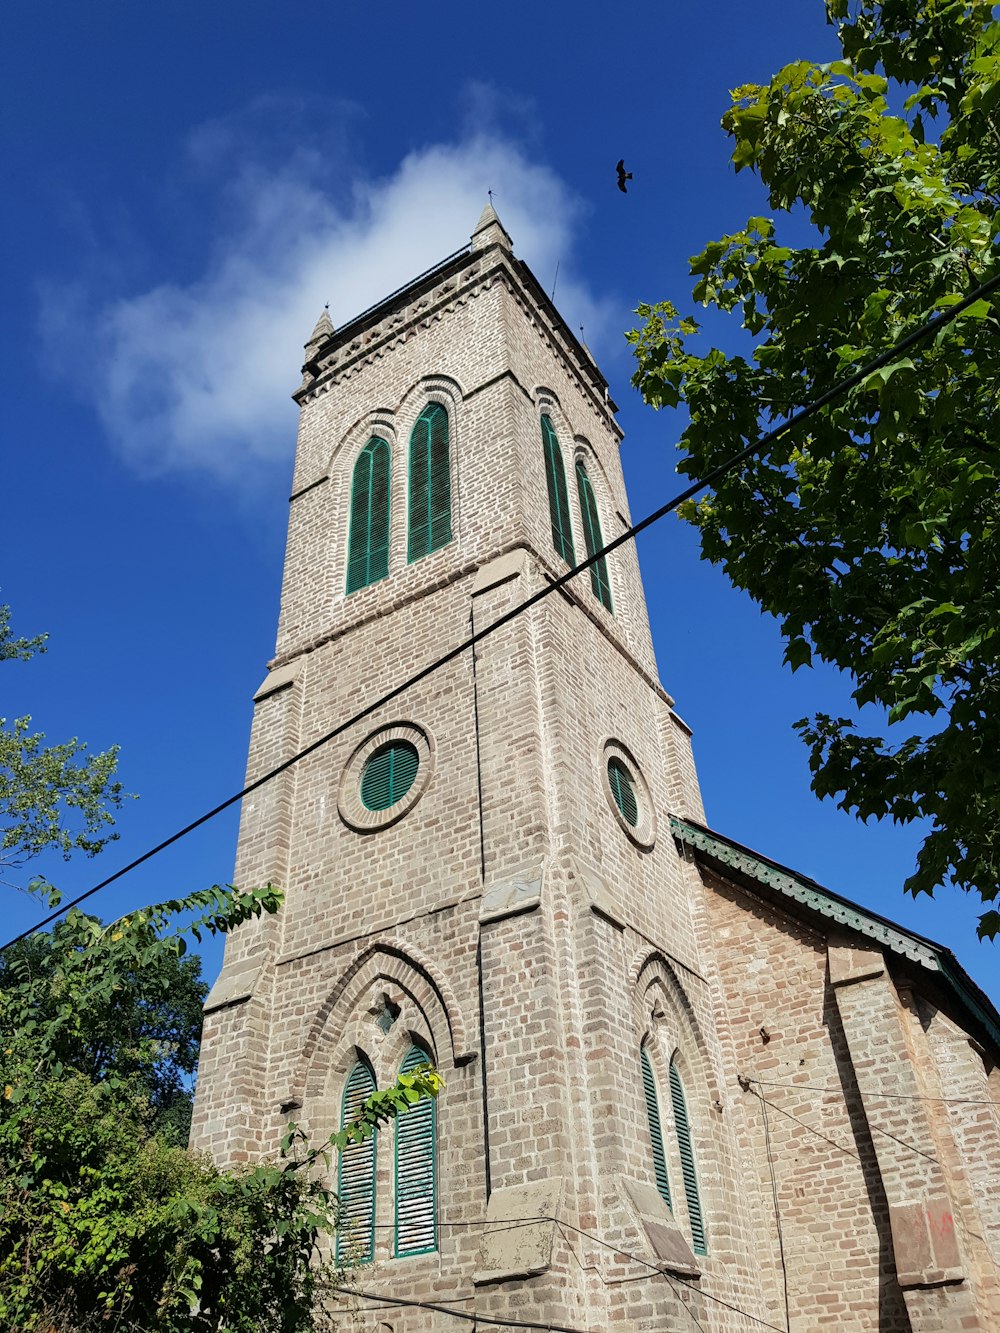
[191,206,1000,1331]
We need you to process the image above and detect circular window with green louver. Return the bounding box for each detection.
[602,740,655,848]
[338,723,434,832]
[361,741,419,811]
[607,758,638,827]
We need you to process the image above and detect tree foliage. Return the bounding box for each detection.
[629,0,1000,936]
[0,609,444,1328]
[0,884,443,1331]
[1,605,128,892]
[0,922,207,1145]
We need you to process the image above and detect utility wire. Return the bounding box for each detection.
[749,1082,943,1165]
[336,1214,785,1331]
[748,1076,1000,1108]
[753,1090,791,1332]
[5,267,999,953]
[330,1285,591,1331]
[551,1216,786,1332]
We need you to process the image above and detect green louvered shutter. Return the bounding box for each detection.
[395,1045,437,1256]
[360,741,419,812]
[541,415,576,565]
[408,404,452,562]
[608,758,638,828]
[669,1061,706,1255]
[640,1049,672,1210]
[346,437,391,594]
[576,460,613,611]
[336,1062,377,1263]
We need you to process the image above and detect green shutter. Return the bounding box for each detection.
[575,460,613,612]
[541,415,576,565]
[408,404,451,562]
[608,758,638,828]
[346,437,391,594]
[640,1048,672,1210]
[395,1045,437,1256]
[360,741,419,812]
[336,1062,377,1263]
[669,1061,707,1255]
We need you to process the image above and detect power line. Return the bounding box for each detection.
[551,1216,786,1332]
[753,1089,791,1332]
[747,1076,1000,1108]
[329,1284,592,1331]
[5,267,999,953]
[335,1213,785,1331]
[749,1082,943,1165]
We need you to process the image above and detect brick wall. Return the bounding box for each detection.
[191,222,1000,1331]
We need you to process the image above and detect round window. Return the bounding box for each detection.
[360,740,419,811]
[607,757,638,828]
[601,739,656,849]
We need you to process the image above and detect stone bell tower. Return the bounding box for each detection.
[189,205,769,1330]
[193,195,1000,1329]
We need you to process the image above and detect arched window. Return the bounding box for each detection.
[408,404,452,562]
[541,415,575,566]
[346,436,391,594]
[395,1045,437,1255]
[640,1048,672,1210]
[336,1061,377,1263]
[575,460,613,612]
[669,1060,706,1255]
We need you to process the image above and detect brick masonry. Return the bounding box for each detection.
[190,208,1000,1330]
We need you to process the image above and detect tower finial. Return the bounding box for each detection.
[306,306,335,347]
[471,195,512,253]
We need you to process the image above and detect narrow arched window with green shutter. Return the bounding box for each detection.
[669,1060,707,1255]
[346,437,391,594]
[640,1048,672,1210]
[336,1061,377,1263]
[541,415,575,566]
[408,403,452,562]
[395,1045,437,1256]
[575,460,613,612]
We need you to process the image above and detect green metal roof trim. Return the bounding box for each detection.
[670,815,1000,1054]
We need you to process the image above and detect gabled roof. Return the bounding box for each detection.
[670,815,1000,1054]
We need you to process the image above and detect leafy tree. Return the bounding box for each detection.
[0,612,444,1328]
[0,885,443,1331]
[0,923,207,1144]
[1,604,128,893]
[629,0,1000,936]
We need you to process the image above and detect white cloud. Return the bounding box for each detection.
[66,110,611,484]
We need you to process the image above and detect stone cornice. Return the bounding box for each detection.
[293,244,620,441]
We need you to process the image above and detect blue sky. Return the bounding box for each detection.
[3,0,996,1003]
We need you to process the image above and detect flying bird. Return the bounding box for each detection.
[616,159,632,193]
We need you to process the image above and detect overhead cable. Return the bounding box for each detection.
[330,1284,591,1331]
[4,267,999,952]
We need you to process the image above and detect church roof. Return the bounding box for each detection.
[670,815,1000,1052]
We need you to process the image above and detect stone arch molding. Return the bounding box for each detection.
[396,372,464,420]
[629,949,717,1101]
[534,385,570,437]
[292,939,474,1112]
[326,408,397,480]
[572,435,615,510]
